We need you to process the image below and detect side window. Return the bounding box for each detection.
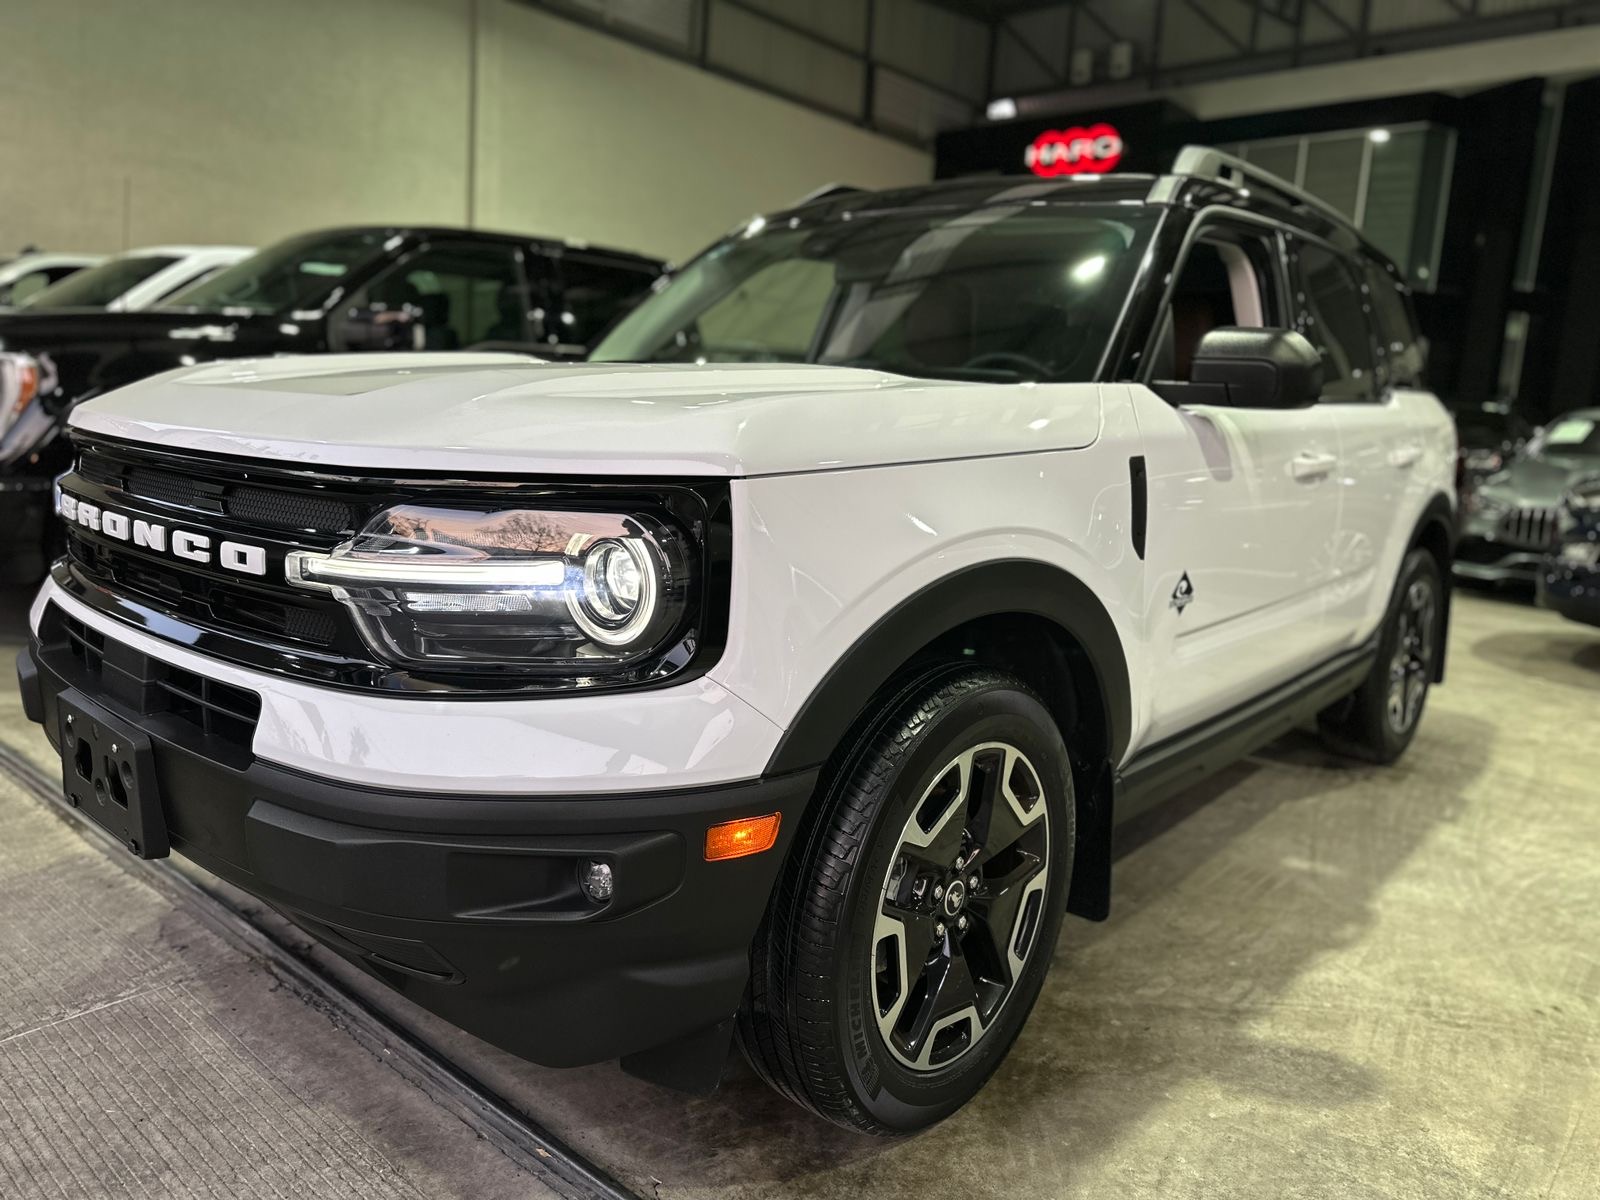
[1291,241,1377,400]
[5,267,75,305]
[1152,224,1281,381]
[360,243,525,350]
[556,255,658,350]
[1360,259,1423,388]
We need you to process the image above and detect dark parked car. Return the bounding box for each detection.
[1538,476,1600,627]
[1456,409,1600,584]
[0,225,662,582]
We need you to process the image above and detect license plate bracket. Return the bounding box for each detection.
[57,689,169,859]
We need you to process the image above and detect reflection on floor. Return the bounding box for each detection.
[2,589,1597,1200]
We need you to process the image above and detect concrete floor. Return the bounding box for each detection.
[1,585,1597,1199]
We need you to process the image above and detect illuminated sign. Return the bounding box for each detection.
[1025,123,1124,177]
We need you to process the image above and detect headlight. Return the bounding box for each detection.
[1566,484,1600,512]
[1466,491,1508,519]
[0,352,41,440]
[286,504,691,671]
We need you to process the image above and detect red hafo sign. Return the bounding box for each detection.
[1025,123,1124,177]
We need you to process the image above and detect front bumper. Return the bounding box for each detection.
[18,615,817,1075]
[1453,532,1545,584]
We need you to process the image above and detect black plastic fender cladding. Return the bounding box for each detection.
[54,436,731,696]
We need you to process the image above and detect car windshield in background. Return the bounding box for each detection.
[1531,414,1600,458]
[161,230,385,315]
[20,255,177,309]
[592,205,1156,383]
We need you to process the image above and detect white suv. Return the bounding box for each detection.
[19,148,1456,1134]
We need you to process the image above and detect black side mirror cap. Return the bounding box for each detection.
[1187,327,1325,409]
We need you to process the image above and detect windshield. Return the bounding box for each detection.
[1530,414,1600,459]
[592,204,1156,383]
[20,255,177,309]
[161,230,386,315]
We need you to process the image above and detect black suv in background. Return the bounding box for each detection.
[0,226,662,582]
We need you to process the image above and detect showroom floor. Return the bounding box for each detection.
[0,586,1596,1200]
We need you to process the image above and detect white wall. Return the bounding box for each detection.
[0,0,930,262]
[473,2,930,261]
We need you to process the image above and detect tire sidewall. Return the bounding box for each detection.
[1370,548,1443,757]
[832,681,1075,1132]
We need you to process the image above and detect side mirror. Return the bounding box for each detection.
[1189,327,1324,409]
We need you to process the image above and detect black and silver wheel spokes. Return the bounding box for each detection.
[1386,578,1437,734]
[871,743,1050,1072]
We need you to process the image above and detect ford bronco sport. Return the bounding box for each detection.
[18,148,1456,1134]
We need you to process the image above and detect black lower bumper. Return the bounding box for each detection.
[1453,534,1544,584]
[18,626,816,1080]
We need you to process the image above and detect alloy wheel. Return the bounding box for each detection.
[870,742,1051,1072]
[1386,577,1437,734]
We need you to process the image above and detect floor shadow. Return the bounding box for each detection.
[1470,627,1600,687]
[1450,576,1537,609]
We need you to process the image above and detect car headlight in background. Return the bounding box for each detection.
[286,504,692,671]
[0,352,42,440]
[1564,482,1600,512]
[1464,490,1509,519]
[1463,447,1504,473]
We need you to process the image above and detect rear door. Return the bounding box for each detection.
[1133,215,1347,745]
[1294,243,1424,649]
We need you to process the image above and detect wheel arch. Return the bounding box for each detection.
[763,559,1132,921]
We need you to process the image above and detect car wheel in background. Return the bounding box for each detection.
[1318,548,1444,764]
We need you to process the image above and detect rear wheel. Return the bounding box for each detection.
[737,667,1074,1134]
[1318,548,1443,764]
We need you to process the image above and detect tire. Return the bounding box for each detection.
[1317,548,1444,764]
[737,667,1075,1134]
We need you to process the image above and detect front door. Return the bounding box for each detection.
[1131,217,1347,749]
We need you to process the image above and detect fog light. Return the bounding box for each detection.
[579,859,614,903]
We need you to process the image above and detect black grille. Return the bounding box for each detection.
[54,608,262,752]
[83,450,359,536]
[1497,506,1560,549]
[69,536,341,648]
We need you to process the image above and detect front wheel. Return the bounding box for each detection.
[737,668,1074,1134]
[1318,547,1444,764]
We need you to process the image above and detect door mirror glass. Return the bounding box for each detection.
[1189,327,1325,409]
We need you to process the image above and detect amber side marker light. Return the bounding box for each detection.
[705,813,781,861]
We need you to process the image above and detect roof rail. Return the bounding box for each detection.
[1167,144,1355,232]
[789,183,866,207]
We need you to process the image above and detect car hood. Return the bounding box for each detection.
[0,307,277,351]
[1480,455,1600,506]
[68,355,1105,477]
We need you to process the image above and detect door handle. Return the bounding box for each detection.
[1389,443,1423,469]
[1290,452,1338,481]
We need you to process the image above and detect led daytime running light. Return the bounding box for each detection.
[287,551,567,588]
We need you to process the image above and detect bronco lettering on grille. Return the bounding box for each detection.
[58,490,269,577]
